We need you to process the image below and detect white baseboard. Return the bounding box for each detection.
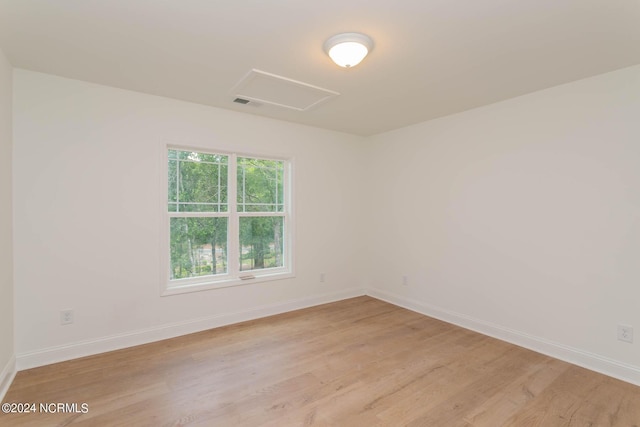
[366,287,640,387]
[17,287,365,371]
[0,355,16,401]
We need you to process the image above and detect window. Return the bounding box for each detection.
[163,147,292,294]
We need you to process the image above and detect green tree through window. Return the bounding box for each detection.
[166,148,290,291]
[237,157,285,271]
[168,150,228,279]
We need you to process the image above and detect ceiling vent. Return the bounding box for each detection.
[231,69,339,111]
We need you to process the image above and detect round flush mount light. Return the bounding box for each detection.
[323,32,374,68]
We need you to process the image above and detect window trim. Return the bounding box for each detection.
[160,144,295,296]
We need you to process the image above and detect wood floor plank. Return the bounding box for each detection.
[3,296,639,426]
[461,357,568,425]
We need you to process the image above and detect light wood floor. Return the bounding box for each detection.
[3,296,640,426]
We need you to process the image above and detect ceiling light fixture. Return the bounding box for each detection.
[323,32,374,68]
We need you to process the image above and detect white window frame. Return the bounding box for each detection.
[161,144,294,296]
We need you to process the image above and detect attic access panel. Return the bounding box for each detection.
[232,69,339,111]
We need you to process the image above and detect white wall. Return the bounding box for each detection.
[13,70,367,368]
[367,64,640,384]
[0,48,15,398]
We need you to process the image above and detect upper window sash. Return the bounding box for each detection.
[236,156,285,213]
[168,149,229,213]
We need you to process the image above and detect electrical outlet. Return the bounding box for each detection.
[320,273,326,283]
[617,324,633,343]
[402,275,408,286]
[60,310,74,325]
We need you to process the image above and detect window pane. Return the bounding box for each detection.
[168,158,178,205]
[237,157,284,213]
[168,149,228,213]
[178,162,227,210]
[168,203,229,213]
[170,217,228,279]
[173,150,228,163]
[239,216,284,271]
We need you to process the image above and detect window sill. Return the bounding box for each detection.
[161,271,295,296]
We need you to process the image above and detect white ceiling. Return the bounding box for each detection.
[1,0,639,136]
